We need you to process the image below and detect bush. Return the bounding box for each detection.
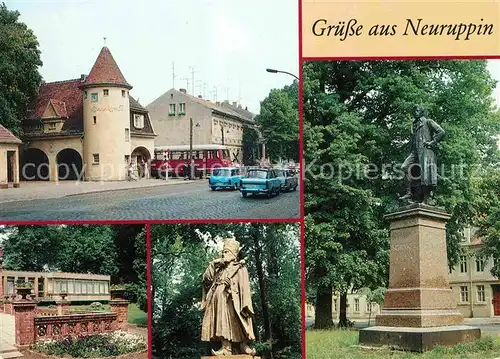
[33,332,146,358]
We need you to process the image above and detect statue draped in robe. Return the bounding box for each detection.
[201,238,256,356]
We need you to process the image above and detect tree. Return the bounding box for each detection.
[1,224,147,309]
[242,124,261,165]
[304,60,500,328]
[255,81,299,162]
[0,2,43,134]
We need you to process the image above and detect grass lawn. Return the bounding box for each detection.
[306,329,500,359]
[69,303,147,326]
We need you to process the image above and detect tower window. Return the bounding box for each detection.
[125,128,130,142]
[91,93,98,103]
[92,154,99,164]
[103,89,109,96]
[93,116,97,124]
[122,90,126,97]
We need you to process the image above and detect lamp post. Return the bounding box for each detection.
[189,118,200,180]
[266,68,299,81]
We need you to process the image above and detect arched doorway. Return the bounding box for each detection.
[21,148,50,181]
[56,149,83,180]
[131,146,152,179]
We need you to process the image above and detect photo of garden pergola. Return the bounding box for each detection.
[0,225,148,359]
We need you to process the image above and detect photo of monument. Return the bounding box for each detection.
[150,223,301,359]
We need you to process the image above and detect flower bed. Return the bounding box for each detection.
[32,332,146,358]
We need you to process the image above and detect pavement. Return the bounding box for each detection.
[0,181,300,221]
[0,313,22,359]
[0,178,192,204]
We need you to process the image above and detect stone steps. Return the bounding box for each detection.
[0,343,23,359]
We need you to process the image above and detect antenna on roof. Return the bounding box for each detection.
[103,37,107,46]
[172,62,176,89]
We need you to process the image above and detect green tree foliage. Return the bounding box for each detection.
[0,2,43,134]
[242,124,261,165]
[151,223,301,359]
[1,224,146,309]
[304,60,500,328]
[255,81,299,162]
[477,168,500,277]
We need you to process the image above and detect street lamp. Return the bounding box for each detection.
[266,68,299,81]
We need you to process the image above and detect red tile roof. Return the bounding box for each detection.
[28,79,83,132]
[80,47,132,89]
[0,124,22,144]
[49,99,68,118]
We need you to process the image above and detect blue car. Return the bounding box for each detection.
[240,168,281,198]
[209,167,244,190]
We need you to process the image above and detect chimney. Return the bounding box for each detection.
[245,106,248,110]
[216,101,221,106]
[238,104,242,109]
[232,102,237,106]
[179,88,187,94]
[198,95,202,98]
[80,74,86,81]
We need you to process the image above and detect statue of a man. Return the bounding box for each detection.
[399,105,445,204]
[201,238,256,356]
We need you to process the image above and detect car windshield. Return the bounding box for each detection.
[212,168,231,177]
[247,170,268,179]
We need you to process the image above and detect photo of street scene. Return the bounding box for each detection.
[0,1,299,221]
[150,222,301,359]
[0,224,148,359]
[303,60,500,357]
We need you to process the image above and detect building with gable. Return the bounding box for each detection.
[20,46,156,182]
[0,125,22,189]
[146,88,257,163]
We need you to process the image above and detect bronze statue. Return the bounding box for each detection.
[201,238,256,356]
[399,105,445,204]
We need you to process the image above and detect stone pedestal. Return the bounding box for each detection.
[56,300,70,315]
[359,204,480,351]
[13,300,37,347]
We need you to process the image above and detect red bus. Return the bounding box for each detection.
[151,144,234,179]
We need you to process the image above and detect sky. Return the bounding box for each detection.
[5,0,299,114]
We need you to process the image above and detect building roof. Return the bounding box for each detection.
[129,96,156,136]
[80,46,132,89]
[0,124,22,144]
[147,89,255,124]
[24,82,154,137]
[27,79,84,133]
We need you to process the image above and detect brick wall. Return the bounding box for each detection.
[13,301,37,347]
[109,300,129,331]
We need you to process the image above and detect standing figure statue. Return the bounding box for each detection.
[201,238,257,356]
[399,105,445,204]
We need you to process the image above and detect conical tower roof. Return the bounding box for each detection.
[80,46,132,89]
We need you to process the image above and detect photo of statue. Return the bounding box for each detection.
[399,104,445,204]
[201,238,256,356]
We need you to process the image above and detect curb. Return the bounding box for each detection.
[63,180,197,198]
[0,180,199,204]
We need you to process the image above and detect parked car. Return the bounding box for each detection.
[240,168,281,198]
[276,169,298,192]
[208,167,244,190]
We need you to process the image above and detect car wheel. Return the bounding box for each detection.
[293,185,297,191]
[233,183,239,190]
[242,192,248,198]
[211,186,217,191]
[276,187,280,196]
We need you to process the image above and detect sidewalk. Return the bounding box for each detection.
[0,178,195,204]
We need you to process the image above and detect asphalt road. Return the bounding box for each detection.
[0,182,300,221]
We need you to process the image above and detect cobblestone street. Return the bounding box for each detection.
[0,181,300,221]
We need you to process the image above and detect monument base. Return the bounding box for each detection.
[201,356,261,359]
[358,325,480,352]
